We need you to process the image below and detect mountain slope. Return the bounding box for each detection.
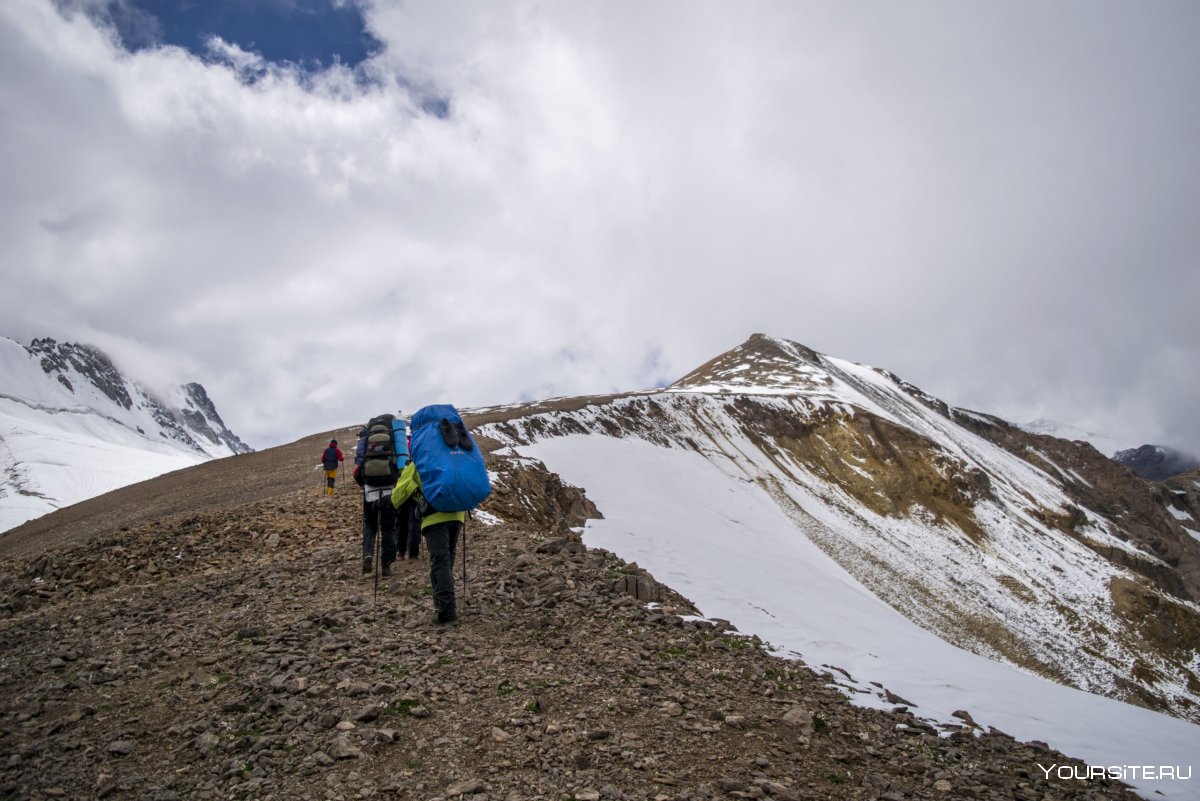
[474,335,1200,726]
[0,337,251,532]
[0,424,1154,801]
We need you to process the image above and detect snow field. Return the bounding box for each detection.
[521,432,1200,800]
[1,396,204,531]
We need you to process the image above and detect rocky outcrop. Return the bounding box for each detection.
[486,455,601,534]
[29,338,133,409]
[178,382,253,454]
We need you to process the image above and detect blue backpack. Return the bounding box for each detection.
[409,404,491,513]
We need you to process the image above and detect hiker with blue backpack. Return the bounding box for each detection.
[391,404,491,624]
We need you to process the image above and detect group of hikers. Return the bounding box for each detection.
[318,405,491,625]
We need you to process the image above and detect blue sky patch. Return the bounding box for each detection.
[92,0,382,71]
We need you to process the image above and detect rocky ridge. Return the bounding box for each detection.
[473,335,1200,721]
[0,439,1143,801]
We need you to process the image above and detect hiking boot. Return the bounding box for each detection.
[361,557,371,574]
[436,604,458,624]
[381,562,393,578]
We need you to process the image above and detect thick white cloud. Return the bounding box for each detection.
[2,0,1197,454]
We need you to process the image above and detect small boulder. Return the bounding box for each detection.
[328,737,362,760]
[446,778,486,796]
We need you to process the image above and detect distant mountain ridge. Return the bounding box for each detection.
[1114,444,1200,482]
[0,336,251,532]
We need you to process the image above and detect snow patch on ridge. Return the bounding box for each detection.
[519,432,1200,800]
[1168,506,1194,523]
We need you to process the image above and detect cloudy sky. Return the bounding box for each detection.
[2,0,1197,454]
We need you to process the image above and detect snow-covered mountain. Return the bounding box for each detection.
[0,336,251,532]
[472,333,1200,797]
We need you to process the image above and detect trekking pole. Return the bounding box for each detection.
[461,512,469,604]
[373,501,380,607]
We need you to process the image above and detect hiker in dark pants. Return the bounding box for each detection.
[391,462,464,623]
[422,519,460,619]
[360,489,398,577]
[354,428,398,577]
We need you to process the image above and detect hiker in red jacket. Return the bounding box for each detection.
[320,439,344,496]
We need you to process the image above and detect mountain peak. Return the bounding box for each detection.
[1114,443,1200,481]
[1,335,251,532]
[669,334,829,395]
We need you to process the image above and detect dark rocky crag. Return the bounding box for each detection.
[29,338,134,408]
[0,425,1144,801]
[1114,445,1200,482]
[179,381,253,455]
[19,338,252,457]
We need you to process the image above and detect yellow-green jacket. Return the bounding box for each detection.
[391,461,467,529]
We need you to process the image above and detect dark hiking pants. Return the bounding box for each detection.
[398,499,421,559]
[362,497,398,566]
[423,520,461,620]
